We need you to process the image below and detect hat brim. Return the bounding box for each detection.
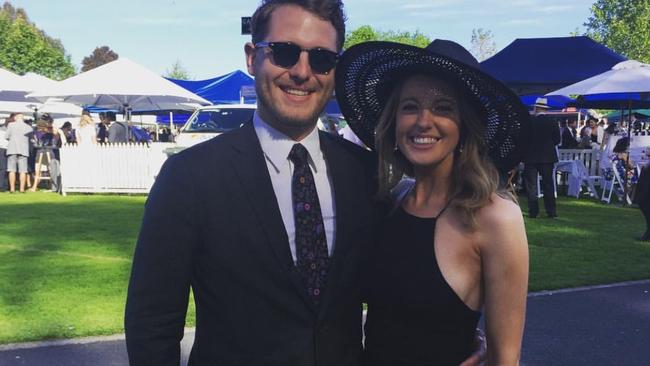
[335,41,531,172]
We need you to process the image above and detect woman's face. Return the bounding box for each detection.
[395,74,461,172]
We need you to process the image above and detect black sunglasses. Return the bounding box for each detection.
[255,41,339,75]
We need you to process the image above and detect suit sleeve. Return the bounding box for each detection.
[125,153,199,365]
[550,120,561,146]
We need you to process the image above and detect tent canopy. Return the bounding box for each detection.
[481,36,626,95]
[27,58,210,112]
[167,70,255,105]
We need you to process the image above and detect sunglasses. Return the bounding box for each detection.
[255,41,339,75]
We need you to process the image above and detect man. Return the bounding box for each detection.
[56,121,75,145]
[5,113,33,193]
[106,111,129,143]
[0,116,10,191]
[523,98,561,218]
[97,112,108,143]
[126,1,375,365]
[560,119,579,149]
[125,1,482,365]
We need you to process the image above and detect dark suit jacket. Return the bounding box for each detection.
[125,123,376,366]
[560,126,579,149]
[523,114,561,164]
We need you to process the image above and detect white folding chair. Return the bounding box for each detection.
[575,160,599,198]
[601,163,632,204]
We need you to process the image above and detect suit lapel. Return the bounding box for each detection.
[228,123,316,312]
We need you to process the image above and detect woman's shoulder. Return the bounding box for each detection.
[474,194,526,247]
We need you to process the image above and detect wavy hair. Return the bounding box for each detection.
[375,75,511,229]
[79,114,94,127]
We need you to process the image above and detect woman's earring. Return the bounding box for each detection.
[457,144,464,154]
[393,141,399,153]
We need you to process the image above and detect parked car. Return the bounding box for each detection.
[174,104,256,148]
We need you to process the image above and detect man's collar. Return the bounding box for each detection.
[253,112,321,173]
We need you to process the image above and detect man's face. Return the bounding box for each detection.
[245,4,338,140]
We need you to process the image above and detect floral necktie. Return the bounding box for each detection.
[289,143,330,306]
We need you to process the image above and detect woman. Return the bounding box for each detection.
[336,40,530,365]
[76,114,97,146]
[605,137,639,201]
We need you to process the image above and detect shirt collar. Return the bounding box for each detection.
[253,112,322,173]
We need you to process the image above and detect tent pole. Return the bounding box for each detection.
[623,100,632,206]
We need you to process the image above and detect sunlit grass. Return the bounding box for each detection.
[0,192,196,344]
[0,191,649,343]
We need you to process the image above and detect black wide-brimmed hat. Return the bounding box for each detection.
[335,39,531,172]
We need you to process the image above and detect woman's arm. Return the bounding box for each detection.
[479,197,529,365]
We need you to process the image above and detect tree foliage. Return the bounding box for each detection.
[0,1,75,80]
[81,46,119,72]
[164,59,192,80]
[470,28,496,61]
[584,0,650,62]
[344,25,430,50]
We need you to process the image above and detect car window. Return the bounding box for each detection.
[184,108,254,133]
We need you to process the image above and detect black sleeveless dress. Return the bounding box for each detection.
[362,206,481,366]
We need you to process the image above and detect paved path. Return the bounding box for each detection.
[520,280,650,366]
[1,280,649,366]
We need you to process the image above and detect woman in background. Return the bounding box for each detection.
[76,114,97,146]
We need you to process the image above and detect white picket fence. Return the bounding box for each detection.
[59,142,173,194]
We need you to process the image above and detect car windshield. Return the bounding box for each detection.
[184,108,254,133]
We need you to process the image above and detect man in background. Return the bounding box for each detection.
[107,112,129,143]
[0,115,10,191]
[561,119,579,149]
[523,98,561,218]
[5,113,33,193]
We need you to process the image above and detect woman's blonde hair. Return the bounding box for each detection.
[79,114,94,127]
[375,74,511,229]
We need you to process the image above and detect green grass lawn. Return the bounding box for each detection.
[0,191,649,344]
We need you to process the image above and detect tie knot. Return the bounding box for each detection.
[289,143,310,166]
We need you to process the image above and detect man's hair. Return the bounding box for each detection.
[62,121,72,129]
[251,0,346,51]
[106,111,116,121]
[374,76,507,229]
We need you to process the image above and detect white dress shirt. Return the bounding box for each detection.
[253,113,336,262]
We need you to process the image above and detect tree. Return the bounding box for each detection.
[569,27,582,37]
[0,13,75,79]
[0,2,75,79]
[164,59,192,80]
[344,25,430,50]
[470,28,496,61]
[584,0,650,62]
[81,46,119,72]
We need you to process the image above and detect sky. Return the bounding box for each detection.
[9,0,596,80]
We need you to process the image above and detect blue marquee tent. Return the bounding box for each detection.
[159,70,256,125]
[481,36,626,96]
[167,70,255,105]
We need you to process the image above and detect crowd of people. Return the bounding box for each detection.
[519,98,648,241]
[0,110,173,193]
